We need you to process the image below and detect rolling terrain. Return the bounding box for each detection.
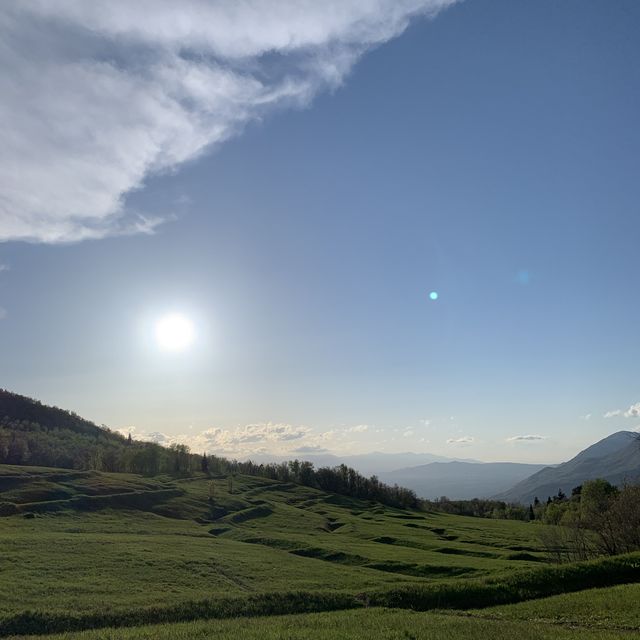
[2,393,640,638]
[2,463,640,638]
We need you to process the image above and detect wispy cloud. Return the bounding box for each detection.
[604,403,640,419]
[346,424,370,433]
[506,434,547,442]
[291,445,330,455]
[0,0,456,243]
[446,436,474,445]
[0,308,7,320]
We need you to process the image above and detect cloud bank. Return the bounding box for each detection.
[0,0,456,243]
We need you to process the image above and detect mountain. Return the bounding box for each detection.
[379,461,548,500]
[494,431,640,505]
[245,451,479,477]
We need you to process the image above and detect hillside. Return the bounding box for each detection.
[0,390,418,510]
[0,389,195,475]
[0,389,108,437]
[0,465,547,617]
[379,461,548,500]
[495,432,640,504]
[2,464,640,638]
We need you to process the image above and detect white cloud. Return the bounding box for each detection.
[116,421,313,455]
[581,414,592,421]
[0,0,456,243]
[624,403,640,418]
[186,422,314,455]
[346,424,370,433]
[506,434,547,442]
[402,428,414,438]
[0,308,7,320]
[0,264,9,273]
[446,436,474,445]
[604,403,640,419]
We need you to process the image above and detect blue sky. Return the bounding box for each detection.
[1,0,639,463]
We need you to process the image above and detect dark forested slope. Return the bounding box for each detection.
[0,389,191,474]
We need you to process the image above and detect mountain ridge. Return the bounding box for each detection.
[493,431,640,504]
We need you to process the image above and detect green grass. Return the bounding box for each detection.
[7,608,633,640]
[2,464,640,638]
[474,582,640,630]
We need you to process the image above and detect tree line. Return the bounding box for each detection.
[421,496,531,521]
[214,457,418,509]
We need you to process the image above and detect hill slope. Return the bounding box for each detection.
[494,432,640,504]
[380,461,548,500]
[2,464,640,638]
[0,389,192,474]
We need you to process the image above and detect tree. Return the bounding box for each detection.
[201,452,209,475]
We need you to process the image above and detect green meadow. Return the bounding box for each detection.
[1,464,639,638]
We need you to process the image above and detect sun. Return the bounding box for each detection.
[155,314,195,351]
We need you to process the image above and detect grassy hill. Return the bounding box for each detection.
[2,463,640,638]
[2,392,640,638]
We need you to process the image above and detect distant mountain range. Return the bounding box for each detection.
[245,451,479,477]
[493,431,640,505]
[379,461,549,501]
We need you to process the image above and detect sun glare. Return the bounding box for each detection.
[155,314,195,352]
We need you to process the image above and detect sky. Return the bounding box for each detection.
[1,0,639,464]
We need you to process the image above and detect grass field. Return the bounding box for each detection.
[2,464,640,638]
[475,582,640,629]
[7,608,636,640]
